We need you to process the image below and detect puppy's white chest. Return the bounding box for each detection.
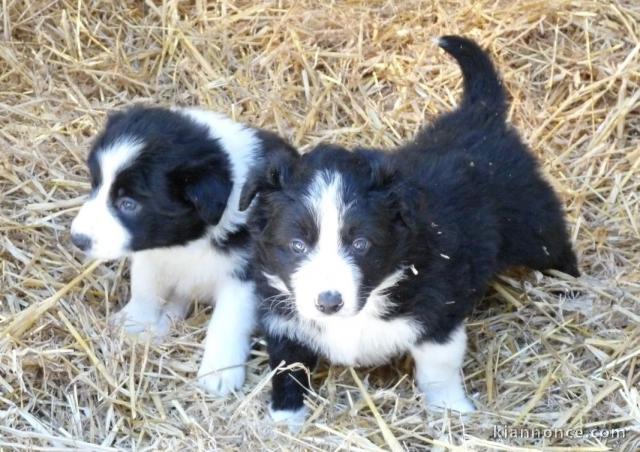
[268,312,422,366]
[133,236,247,302]
[316,315,422,365]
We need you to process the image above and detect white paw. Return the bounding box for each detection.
[110,307,167,342]
[425,392,476,413]
[197,363,246,397]
[270,405,308,432]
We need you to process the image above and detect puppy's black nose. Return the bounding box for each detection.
[71,233,92,251]
[316,291,343,314]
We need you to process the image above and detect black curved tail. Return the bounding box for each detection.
[438,36,506,118]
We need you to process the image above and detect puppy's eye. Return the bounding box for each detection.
[116,196,140,214]
[289,239,308,255]
[351,237,370,254]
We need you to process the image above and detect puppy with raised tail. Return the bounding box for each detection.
[239,36,579,426]
[70,106,295,396]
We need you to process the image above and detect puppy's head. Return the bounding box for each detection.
[71,106,232,260]
[240,145,414,321]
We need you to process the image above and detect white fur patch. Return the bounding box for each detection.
[291,172,361,320]
[114,237,249,333]
[178,108,260,243]
[265,268,422,366]
[71,137,142,260]
[411,325,475,412]
[270,405,308,432]
[364,267,410,317]
[263,272,290,295]
[114,236,256,396]
[197,276,256,396]
[129,236,250,304]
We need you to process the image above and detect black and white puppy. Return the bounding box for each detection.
[239,36,579,425]
[70,106,295,396]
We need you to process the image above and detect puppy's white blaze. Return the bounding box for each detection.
[178,108,260,241]
[291,171,361,320]
[71,137,143,260]
[265,267,422,366]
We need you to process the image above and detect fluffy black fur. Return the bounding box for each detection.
[87,107,232,250]
[87,106,294,253]
[240,36,579,415]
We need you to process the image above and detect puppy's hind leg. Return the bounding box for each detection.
[549,244,580,277]
[411,325,475,413]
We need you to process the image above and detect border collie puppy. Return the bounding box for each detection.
[70,106,295,396]
[239,36,579,425]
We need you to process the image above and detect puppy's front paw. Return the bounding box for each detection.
[270,405,308,432]
[111,308,167,341]
[425,391,476,413]
[197,362,246,397]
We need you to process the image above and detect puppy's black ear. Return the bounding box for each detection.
[105,105,143,129]
[238,133,298,211]
[358,149,417,230]
[171,153,232,225]
[238,155,291,211]
[387,185,419,230]
[354,148,397,189]
[105,110,125,126]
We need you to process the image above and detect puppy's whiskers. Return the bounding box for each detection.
[264,293,296,313]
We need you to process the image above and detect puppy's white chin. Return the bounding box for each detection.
[305,311,358,323]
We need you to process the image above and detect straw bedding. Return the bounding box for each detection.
[1,0,639,450]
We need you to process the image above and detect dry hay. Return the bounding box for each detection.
[1,0,639,450]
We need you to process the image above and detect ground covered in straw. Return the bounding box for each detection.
[1,1,639,450]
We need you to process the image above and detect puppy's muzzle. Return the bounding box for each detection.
[315,291,344,314]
